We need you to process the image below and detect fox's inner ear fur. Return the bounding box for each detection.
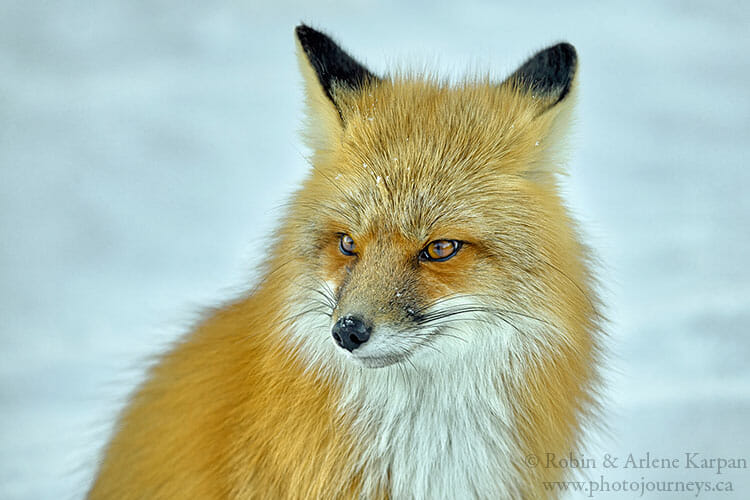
[505,42,577,114]
[295,25,379,149]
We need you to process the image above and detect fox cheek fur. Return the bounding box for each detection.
[88,24,602,500]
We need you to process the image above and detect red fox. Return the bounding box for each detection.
[89,25,602,499]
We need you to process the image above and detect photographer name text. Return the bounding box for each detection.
[529,452,747,475]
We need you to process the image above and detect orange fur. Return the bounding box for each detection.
[89,284,380,499]
[89,27,602,499]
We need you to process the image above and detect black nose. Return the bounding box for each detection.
[331,315,372,352]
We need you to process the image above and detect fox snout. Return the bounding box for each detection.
[324,236,428,363]
[331,315,372,351]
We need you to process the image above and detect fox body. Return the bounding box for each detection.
[89,25,601,499]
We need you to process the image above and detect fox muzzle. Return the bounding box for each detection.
[331,315,372,351]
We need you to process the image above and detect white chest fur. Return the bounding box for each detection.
[287,297,544,499]
[338,345,523,500]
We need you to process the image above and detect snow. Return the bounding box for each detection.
[1,1,749,498]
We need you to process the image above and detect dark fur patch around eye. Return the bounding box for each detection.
[295,24,380,110]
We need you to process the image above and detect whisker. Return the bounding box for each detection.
[425,327,467,344]
[415,303,530,336]
[409,331,445,354]
[416,306,494,324]
[401,346,418,371]
[293,281,337,310]
[280,305,331,326]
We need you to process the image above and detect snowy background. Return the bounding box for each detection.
[1,1,749,498]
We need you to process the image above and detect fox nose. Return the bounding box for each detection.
[332,315,372,352]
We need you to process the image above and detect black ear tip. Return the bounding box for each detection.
[529,41,578,81]
[295,24,320,46]
[295,24,313,39]
[550,42,577,72]
[294,24,346,64]
[554,42,577,57]
[294,24,379,112]
[510,41,578,105]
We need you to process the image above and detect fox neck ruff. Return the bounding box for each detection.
[288,301,556,499]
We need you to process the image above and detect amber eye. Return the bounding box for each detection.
[420,240,462,262]
[339,233,357,256]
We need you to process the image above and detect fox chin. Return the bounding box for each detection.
[88,24,603,500]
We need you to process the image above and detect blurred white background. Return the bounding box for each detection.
[1,1,748,498]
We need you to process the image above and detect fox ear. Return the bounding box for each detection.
[504,42,577,114]
[503,44,579,181]
[295,25,379,147]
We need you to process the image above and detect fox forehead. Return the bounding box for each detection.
[300,79,552,238]
[335,78,545,175]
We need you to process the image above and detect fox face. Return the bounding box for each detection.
[288,26,594,377]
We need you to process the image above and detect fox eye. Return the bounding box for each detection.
[420,240,462,262]
[339,233,357,256]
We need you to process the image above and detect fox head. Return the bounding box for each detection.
[282,25,596,376]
